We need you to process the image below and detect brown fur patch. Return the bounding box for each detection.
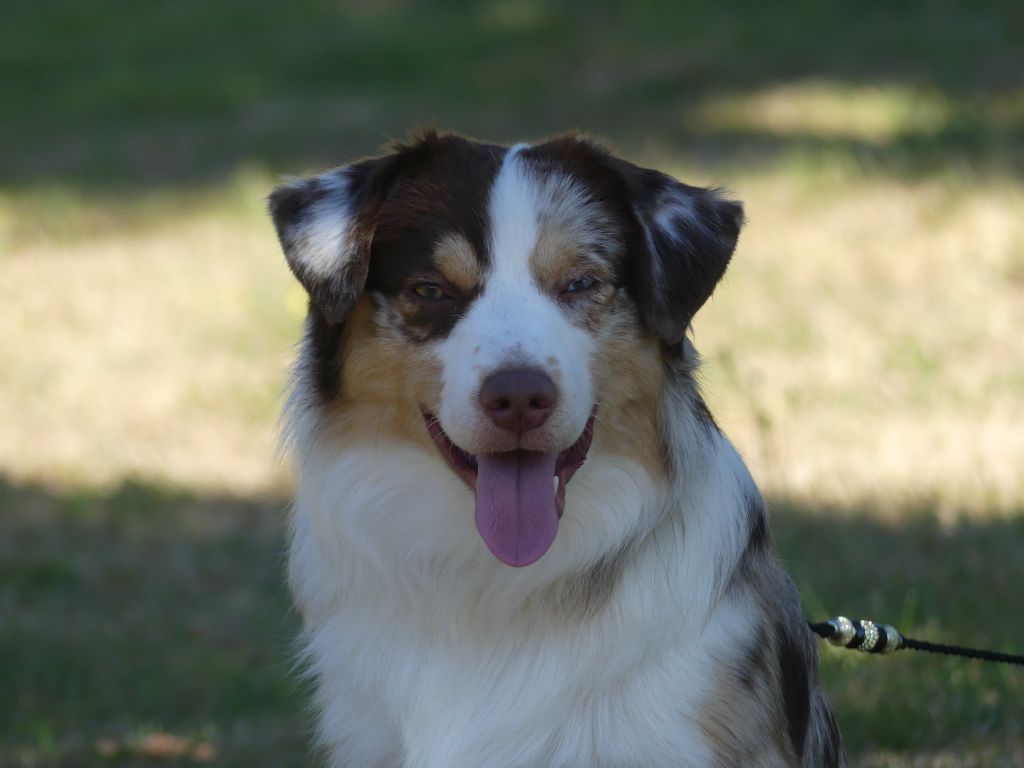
[530,226,618,331]
[526,172,625,335]
[433,232,481,293]
[530,225,617,292]
[322,297,444,455]
[587,293,666,481]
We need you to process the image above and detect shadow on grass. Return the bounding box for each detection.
[2,0,1023,196]
[0,478,307,768]
[1,476,1021,765]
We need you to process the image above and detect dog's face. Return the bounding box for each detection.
[271,134,742,567]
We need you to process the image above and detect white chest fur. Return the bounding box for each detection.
[288,429,758,768]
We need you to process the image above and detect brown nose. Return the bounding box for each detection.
[480,369,557,433]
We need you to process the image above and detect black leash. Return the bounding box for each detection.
[809,616,1024,667]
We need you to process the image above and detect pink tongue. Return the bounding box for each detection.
[474,451,559,567]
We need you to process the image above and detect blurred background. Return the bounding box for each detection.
[2,1,1022,765]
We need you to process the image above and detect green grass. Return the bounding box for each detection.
[775,500,1024,756]
[0,480,308,767]
[3,480,1022,766]
[3,0,1022,190]
[2,0,1023,765]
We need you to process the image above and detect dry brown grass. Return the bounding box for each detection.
[0,189,298,494]
[697,171,1024,517]
[693,81,1024,143]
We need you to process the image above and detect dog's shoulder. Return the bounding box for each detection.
[701,487,847,767]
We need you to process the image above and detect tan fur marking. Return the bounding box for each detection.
[530,226,615,293]
[326,297,444,454]
[433,232,480,293]
[588,300,666,480]
[531,229,618,331]
[527,172,622,294]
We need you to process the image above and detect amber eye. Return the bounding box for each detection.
[411,282,446,300]
[562,275,599,295]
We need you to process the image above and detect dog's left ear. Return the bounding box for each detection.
[614,160,744,345]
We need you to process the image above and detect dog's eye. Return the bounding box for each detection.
[411,282,446,300]
[562,275,599,296]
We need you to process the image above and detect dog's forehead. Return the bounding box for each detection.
[371,136,506,273]
[489,141,630,284]
[371,136,626,284]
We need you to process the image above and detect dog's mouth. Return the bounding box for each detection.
[422,410,595,568]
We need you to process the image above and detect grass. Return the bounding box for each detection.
[0,480,307,768]
[3,481,1022,767]
[2,1,1023,765]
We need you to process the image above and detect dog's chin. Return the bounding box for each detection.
[422,410,595,568]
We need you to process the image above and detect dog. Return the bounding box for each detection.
[269,131,846,767]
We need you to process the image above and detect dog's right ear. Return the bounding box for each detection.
[269,156,397,325]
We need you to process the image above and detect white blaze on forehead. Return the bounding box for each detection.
[491,149,622,275]
[484,145,608,292]
[487,143,540,288]
[479,143,566,340]
[435,143,596,454]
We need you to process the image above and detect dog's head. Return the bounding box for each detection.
[271,133,742,568]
